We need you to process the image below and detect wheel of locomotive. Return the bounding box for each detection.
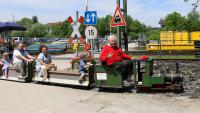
[174,83,184,94]
[136,87,141,93]
[98,87,105,91]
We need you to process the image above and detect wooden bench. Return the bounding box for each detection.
[34,65,95,88]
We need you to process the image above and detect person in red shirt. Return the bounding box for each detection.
[100,35,133,82]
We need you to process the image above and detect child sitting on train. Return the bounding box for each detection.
[1,52,11,79]
[78,53,92,84]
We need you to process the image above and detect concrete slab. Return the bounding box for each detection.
[0,81,200,113]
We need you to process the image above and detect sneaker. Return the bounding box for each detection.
[78,78,83,84]
[123,80,134,86]
[43,77,47,81]
[127,79,133,83]
[54,66,57,71]
[1,76,5,79]
[18,75,26,79]
[44,78,50,82]
[78,77,84,84]
[82,77,87,81]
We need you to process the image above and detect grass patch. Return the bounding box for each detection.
[132,55,198,60]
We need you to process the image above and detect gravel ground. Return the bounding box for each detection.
[153,60,200,97]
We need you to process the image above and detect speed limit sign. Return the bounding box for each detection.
[85,26,98,39]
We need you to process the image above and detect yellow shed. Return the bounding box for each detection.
[191,32,200,42]
[174,32,188,44]
[160,31,174,45]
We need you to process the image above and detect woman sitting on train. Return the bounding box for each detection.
[36,45,57,80]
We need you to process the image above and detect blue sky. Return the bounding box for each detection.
[0,0,196,27]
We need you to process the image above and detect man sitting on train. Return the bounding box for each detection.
[100,35,134,82]
[13,42,35,78]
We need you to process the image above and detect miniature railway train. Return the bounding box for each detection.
[0,59,183,93]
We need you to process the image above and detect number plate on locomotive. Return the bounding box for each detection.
[96,73,107,80]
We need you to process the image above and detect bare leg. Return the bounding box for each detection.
[14,61,26,77]
[19,61,26,77]
[2,69,5,78]
[2,68,9,79]
[79,72,85,84]
[41,65,48,80]
[5,68,9,78]
[80,72,85,79]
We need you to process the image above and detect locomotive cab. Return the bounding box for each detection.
[95,62,135,89]
[135,59,183,92]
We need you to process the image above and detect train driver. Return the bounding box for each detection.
[100,35,133,83]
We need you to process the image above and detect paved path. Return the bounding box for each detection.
[0,80,200,113]
[3,53,199,113]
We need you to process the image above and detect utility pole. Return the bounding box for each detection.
[76,11,79,57]
[85,0,88,11]
[12,13,15,22]
[116,0,121,48]
[116,0,128,54]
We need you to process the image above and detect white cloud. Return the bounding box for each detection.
[127,0,195,26]
[0,0,197,26]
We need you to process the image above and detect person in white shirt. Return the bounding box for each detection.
[13,43,35,78]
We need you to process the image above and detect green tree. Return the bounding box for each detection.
[32,16,39,24]
[11,18,33,37]
[30,23,47,37]
[45,20,72,38]
[126,15,147,39]
[186,11,200,31]
[164,12,187,31]
[11,31,25,37]
[50,25,63,37]
[146,29,160,40]
[97,17,105,36]
[16,17,33,29]
[61,20,72,37]
[97,15,113,37]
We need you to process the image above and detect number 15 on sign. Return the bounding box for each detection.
[85,26,98,39]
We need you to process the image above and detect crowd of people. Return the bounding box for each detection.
[0,42,57,81]
[0,35,148,84]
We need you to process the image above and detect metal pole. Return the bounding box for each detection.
[85,0,94,57]
[86,0,89,11]
[123,0,128,54]
[85,0,88,43]
[116,0,121,48]
[110,13,112,35]
[76,11,79,57]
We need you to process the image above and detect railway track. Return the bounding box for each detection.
[128,50,195,55]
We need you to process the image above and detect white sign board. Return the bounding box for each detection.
[96,73,107,80]
[85,26,98,39]
[70,22,82,38]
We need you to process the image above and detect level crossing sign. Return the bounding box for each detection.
[68,16,84,44]
[110,5,126,27]
[84,11,97,25]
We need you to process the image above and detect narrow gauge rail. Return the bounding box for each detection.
[0,59,184,93]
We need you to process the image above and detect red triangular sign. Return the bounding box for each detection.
[111,5,126,27]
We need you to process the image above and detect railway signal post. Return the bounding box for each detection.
[116,0,128,54]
